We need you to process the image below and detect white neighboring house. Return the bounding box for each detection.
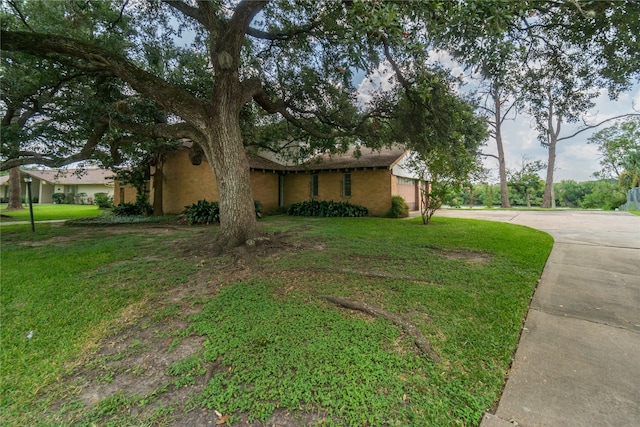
[0,169,114,204]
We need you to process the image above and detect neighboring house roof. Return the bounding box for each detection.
[23,169,114,185]
[0,175,9,186]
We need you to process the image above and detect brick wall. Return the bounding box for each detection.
[156,150,218,214]
[152,150,281,215]
[250,171,280,213]
[284,169,393,216]
[153,150,399,217]
[113,181,138,205]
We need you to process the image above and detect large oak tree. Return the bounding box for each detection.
[2,0,507,249]
[10,1,634,245]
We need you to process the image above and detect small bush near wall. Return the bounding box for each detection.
[75,192,88,205]
[254,200,263,218]
[384,195,410,218]
[94,193,113,208]
[182,200,220,225]
[113,202,152,216]
[181,199,264,225]
[52,193,65,204]
[287,200,369,217]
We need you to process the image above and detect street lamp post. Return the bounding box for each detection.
[24,175,35,232]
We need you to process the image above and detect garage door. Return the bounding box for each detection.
[396,178,417,210]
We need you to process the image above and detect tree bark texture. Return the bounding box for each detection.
[7,167,24,210]
[493,92,511,208]
[152,158,164,216]
[542,137,556,208]
[204,72,259,248]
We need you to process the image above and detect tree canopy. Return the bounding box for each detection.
[1,0,499,248]
[589,116,640,190]
[3,1,639,247]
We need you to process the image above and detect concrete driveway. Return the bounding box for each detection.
[433,210,640,427]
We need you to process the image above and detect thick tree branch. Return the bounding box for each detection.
[1,121,109,171]
[163,0,200,21]
[223,0,268,54]
[105,119,205,145]
[556,113,640,142]
[246,20,319,41]
[1,30,209,125]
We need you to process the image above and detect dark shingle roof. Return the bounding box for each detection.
[248,146,408,173]
[301,146,408,171]
[248,155,290,171]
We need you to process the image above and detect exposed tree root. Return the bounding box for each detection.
[321,295,440,363]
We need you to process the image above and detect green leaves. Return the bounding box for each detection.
[588,116,640,189]
[287,200,369,217]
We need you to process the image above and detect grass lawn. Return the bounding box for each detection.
[0,203,103,222]
[0,216,553,426]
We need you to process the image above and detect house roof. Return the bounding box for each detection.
[301,146,409,172]
[248,155,290,172]
[24,168,114,185]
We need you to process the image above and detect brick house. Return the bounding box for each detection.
[114,145,424,216]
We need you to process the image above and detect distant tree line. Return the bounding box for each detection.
[448,179,627,211]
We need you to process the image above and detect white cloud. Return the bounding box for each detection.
[356,61,396,107]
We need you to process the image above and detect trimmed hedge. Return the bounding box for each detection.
[287,200,369,217]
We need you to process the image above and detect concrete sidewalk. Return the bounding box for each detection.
[0,219,66,226]
[434,210,640,427]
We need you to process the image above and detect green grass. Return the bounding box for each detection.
[1,216,553,426]
[0,224,197,423]
[0,203,103,221]
[188,217,553,426]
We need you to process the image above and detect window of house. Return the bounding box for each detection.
[310,174,319,197]
[342,172,351,197]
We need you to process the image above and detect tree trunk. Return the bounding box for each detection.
[493,89,511,208]
[203,73,259,249]
[542,136,557,208]
[6,167,24,210]
[152,157,164,216]
[496,130,511,208]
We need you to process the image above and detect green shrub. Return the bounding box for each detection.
[287,200,369,217]
[182,199,263,225]
[254,200,263,218]
[94,192,113,209]
[112,202,152,216]
[52,193,65,204]
[265,206,289,216]
[384,195,410,218]
[75,192,88,205]
[182,200,220,225]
